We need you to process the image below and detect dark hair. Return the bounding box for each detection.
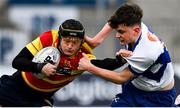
[58,19,85,39]
[108,3,143,28]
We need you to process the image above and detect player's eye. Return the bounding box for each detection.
[117,30,125,34]
[63,39,70,43]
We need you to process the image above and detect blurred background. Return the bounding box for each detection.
[0,0,180,107]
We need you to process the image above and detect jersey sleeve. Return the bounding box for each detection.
[86,54,96,60]
[91,57,125,70]
[12,47,44,73]
[81,42,94,54]
[126,53,154,76]
[26,30,57,56]
[80,41,96,59]
[125,40,164,76]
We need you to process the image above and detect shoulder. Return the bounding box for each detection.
[81,42,94,54]
[126,34,164,72]
[135,25,164,60]
[39,30,58,38]
[39,30,59,47]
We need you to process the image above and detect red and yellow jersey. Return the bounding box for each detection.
[22,30,95,92]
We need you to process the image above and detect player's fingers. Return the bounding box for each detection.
[82,53,86,56]
[48,63,57,69]
[116,51,120,56]
[82,53,89,59]
[78,62,83,70]
[51,71,56,76]
[118,49,133,57]
[77,66,83,70]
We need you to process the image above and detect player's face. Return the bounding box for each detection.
[115,24,140,46]
[60,36,82,56]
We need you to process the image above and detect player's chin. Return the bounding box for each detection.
[120,42,126,46]
[64,52,75,56]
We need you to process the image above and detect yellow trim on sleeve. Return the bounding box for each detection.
[51,30,59,47]
[26,37,43,56]
[82,42,93,54]
[86,54,96,60]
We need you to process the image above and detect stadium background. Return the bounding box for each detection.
[0,0,180,107]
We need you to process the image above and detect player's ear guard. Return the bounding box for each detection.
[58,25,85,39]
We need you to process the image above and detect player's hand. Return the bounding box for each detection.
[116,49,133,57]
[78,53,93,71]
[41,63,57,77]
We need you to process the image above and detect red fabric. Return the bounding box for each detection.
[39,31,53,48]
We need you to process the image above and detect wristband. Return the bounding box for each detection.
[36,63,47,73]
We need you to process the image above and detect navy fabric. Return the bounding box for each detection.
[128,47,171,82]
[0,75,53,107]
[111,81,176,107]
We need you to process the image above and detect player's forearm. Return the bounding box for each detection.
[84,36,96,48]
[85,23,112,48]
[86,65,126,84]
[93,23,112,46]
[12,47,43,73]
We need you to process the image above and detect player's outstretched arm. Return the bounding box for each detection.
[85,23,112,48]
[78,53,135,84]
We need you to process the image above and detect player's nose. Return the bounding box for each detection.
[115,32,121,38]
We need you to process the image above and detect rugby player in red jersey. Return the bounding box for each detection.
[0,19,95,107]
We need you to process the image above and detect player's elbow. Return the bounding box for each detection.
[12,58,18,69]
[112,76,131,85]
[91,40,102,48]
[113,79,126,85]
[89,41,100,48]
